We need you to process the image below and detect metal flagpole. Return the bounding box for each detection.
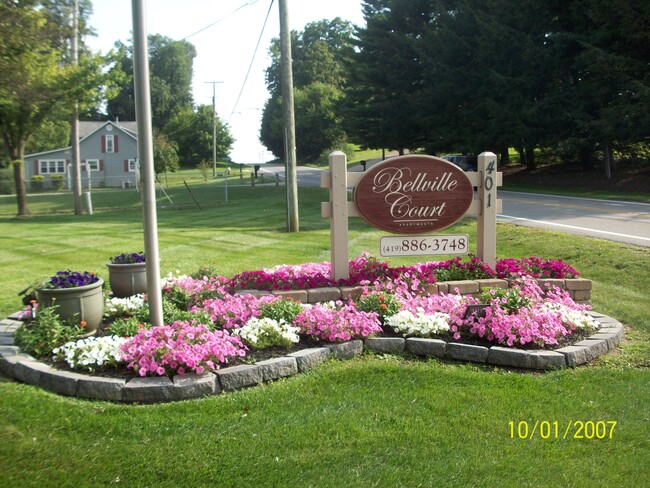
[131,0,163,326]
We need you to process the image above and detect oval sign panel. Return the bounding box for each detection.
[354,155,474,234]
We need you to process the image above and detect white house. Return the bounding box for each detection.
[24,120,139,189]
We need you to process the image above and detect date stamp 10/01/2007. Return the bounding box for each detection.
[509,420,617,440]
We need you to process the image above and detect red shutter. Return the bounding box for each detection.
[114,135,119,152]
[34,160,39,175]
[99,160,104,171]
[124,160,129,172]
[101,135,106,153]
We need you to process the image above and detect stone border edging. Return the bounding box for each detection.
[0,311,622,404]
[238,277,593,305]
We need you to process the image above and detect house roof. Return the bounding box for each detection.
[78,120,137,137]
[25,120,137,158]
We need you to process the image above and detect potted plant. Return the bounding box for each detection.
[107,251,147,298]
[36,270,104,334]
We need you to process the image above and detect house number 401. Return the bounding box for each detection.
[485,160,496,208]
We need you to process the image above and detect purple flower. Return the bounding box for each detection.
[110,252,145,264]
[43,270,99,289]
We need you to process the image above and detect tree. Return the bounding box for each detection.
[164,105,234,167]
[0,1,121,216]
[261,18,356,161]
[153,131,180,182]
[548,0,650,173]
[107,35,196,130]
[345,0,432,154]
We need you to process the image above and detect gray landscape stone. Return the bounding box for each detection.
[405,338,446,358]
[0,349,35,377]
[444,280,479,295]
[488,346,567,369]
[236,289,272,298]
[0,318,23,328]
[12,359,53,385]
[256,357,298,381]
[77,376,126,402]
[0,336,14,346]
[527,350,566,370]
[573,339,609,361]
[555,345,589,367]
[475,279,509,291]
[328,340,363,359]
[587,332,621,351]
[172,372,219,399]
[364,337,405,354]
[270,289,308,303]
[216,364,262,391]
[446,343,489,363]
[287,347,330,372]
[488,346,532,368]
[306,287,341,303]
[38,369,86,397]
[123,376,175,404]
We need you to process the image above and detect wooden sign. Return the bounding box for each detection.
[353,155,474,234]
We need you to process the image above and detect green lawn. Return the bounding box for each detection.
[1,185,648,487]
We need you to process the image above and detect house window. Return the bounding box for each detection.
[105,134,115,153]
[128,159,138,172]
[85,159,99,171]
[39,160,66,174]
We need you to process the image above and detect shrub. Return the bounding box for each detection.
[104,317,146,337]
[14,306,84,357]
[355,292,401,323]
[259,298,304,324]
[50,174,65,190]
[30,175,45,191]
[0,167,13,195]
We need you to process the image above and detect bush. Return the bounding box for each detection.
[196,160,211,181]
[0,167,13,195]
[356,292,401,324]
[259,299,304,324]
[14,306,84,357]
[30,175,45,192]
[50,174,65,190]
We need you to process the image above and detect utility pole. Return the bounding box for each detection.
[132,0,163,327]
[279,0,299,232]
[205,81,223,177]
[71,0,82,215]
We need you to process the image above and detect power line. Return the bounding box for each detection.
[181,0,261,41]
[227,0,275,122]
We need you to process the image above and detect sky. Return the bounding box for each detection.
[86,0,366,164]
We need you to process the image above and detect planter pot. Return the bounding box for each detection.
[36,279,104,333]
[107,262,147,298]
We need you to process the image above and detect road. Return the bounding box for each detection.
[259,163,650,248]
[498,192,650,248]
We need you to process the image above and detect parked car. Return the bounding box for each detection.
[441,154,477,171]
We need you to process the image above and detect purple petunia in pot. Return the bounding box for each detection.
[109,251,145,265]
[42,270,100,289]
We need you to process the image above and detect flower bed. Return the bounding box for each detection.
[9,254,600,380]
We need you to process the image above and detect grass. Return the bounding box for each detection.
[1,185,649,487]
